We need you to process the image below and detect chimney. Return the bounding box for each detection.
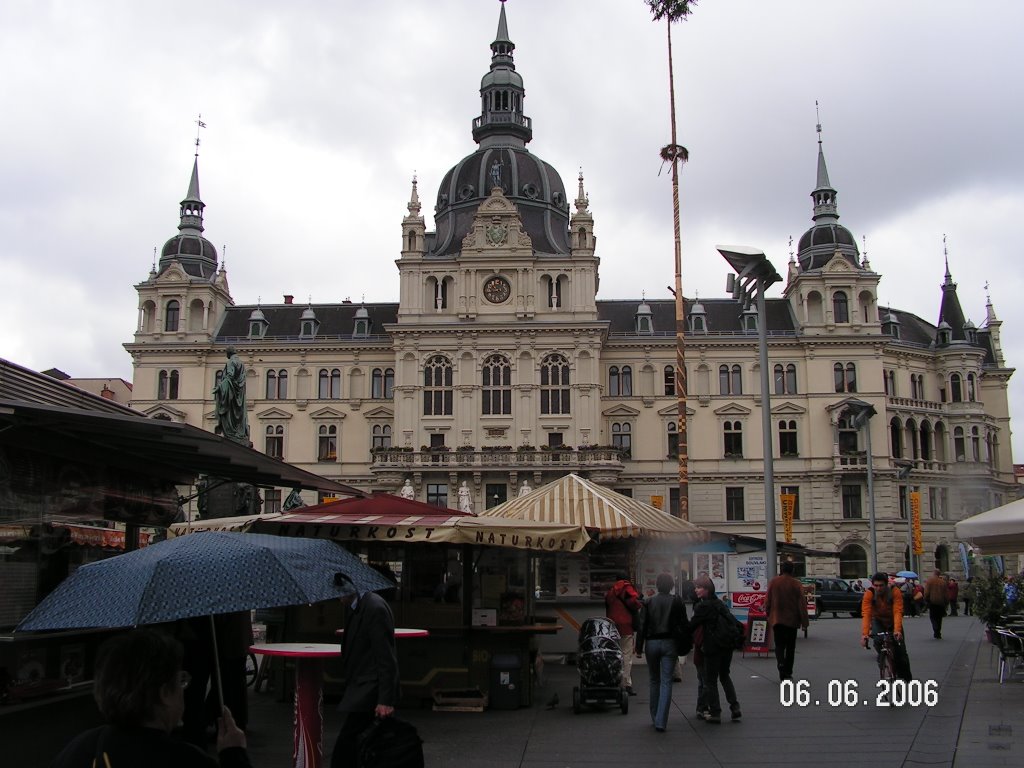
[283,295,294,305]
[101,383,115,400]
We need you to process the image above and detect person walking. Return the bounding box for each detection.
[53,629,250,768]
[923,569,949,639]
[946,577,959,617]
[688,577,742,724]
[963,577,973,616]
[763,561,809,681]
[605,572,642,695]
[635,573,691,732]
[330,573,400,768]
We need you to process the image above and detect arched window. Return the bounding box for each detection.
[723,421,743,457]
[165,300,180,332]
[666,422,678,458]
[317,425,338,461]
[423,355,454,415]
[950,373,962,403]
[319,368,341,399]
[621,366,633,396]
[609,366,621,396]
[371,368,394,399]
[934,544,950,573]
[954,427,966,461]
[157,369,179,400]
[834,363,845,393]
[839,544,868,579]
[846,363,857,393]
[884,369,896,396]
[720,365,742,395]
[890,418,903,458]
[482,354,512,415]
[266,369,287,400]
[920,422,932,461]
[774,363,797,395]
[835,362,857,393]
[778,420,798,456]
[611,422,632,457]
[664,365,675,396]
[833,291,849,323]
[371,424,392,450]
[540,354,571,415]
[264,425,284,459]
[971,426,981,461]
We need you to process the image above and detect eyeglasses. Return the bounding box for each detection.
[178,671,192,690]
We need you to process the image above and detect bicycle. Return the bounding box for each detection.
[868,631,898,705]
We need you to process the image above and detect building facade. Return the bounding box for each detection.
[124,3,1015,577]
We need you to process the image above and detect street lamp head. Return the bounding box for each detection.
[717,245,783,289]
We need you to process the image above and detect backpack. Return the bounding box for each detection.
[707,604,744,652]
[357,716,424,768]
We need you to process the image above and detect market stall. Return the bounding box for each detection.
[479,473,708,654]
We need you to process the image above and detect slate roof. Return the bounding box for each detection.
[216,303,399,340]
[596,298,797,335]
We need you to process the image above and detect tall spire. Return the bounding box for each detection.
[472,0,532,147]
[178,157,205,234]
[407,173,421,217]
[937,235,967,340]
[811,101,839,224]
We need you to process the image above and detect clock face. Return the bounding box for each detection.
[483,276,511,304]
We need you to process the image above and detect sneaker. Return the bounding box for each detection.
[705,713,721,724]
[695,710,708,720]
[730,704,742,721]
[625,686,637,696]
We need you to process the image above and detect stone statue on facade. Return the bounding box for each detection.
[457,481,473,514]
[399,479,415,499]
[282,487,305,511]
[213,346,249,443]
[518,479,532,497]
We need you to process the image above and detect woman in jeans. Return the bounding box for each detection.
[635,573,690,732]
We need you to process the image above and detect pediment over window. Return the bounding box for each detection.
[657,404,696,418]
[310,407,346,420]
[155,262,188,282]
[143,404,186,421]
[771,402,807,416]
[459,188,534,256]
[713,402,752,417]
[256,407,293,420]
[364,405,395,420]
[602,404,641,418]
[824,254,854,272]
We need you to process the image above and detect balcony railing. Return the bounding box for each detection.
[370,447,626,470]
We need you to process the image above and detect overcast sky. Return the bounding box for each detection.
[2,0,1022,454]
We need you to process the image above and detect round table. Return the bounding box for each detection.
[251,630,429,768]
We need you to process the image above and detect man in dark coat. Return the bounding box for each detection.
[330,575,399,768]
[923,569,949,639]
[763,561,809,681]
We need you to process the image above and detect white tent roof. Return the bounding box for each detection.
[954,497,1024,555]
[479,473,707,541]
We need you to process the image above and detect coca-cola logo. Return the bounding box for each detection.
[731,592,766,611]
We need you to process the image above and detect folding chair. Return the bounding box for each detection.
[994,628,1024,684]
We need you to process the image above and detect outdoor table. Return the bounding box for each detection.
[252,630,429,768]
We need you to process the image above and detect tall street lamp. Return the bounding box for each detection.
[718,246,783,579]
[845,399,878,574]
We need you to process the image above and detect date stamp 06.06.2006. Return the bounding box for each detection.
[779,679,938,708]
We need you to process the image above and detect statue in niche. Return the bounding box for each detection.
[399,479,415,500]
[519,479,532,497]
[457,481,474,514]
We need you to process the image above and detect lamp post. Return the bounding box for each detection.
[718,246,783,579]
[845,399,878,574]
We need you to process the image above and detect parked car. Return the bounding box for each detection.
[800,576,863,617]
[848,577,874,593]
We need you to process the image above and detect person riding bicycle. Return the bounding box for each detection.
[860,572,912,681]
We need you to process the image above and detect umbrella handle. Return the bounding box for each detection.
[209,615,225,716]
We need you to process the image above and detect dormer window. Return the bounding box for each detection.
[742,307,758,333]
[691,315,705,333]
[937,324,952,346]
[354,318,369,337]
[248,307,268,339]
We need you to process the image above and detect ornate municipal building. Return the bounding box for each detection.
[124,3,1015,577]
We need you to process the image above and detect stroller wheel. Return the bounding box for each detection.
[573,687,581,714]
[620,692,629,714]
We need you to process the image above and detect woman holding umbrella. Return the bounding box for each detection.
[52,629,251,767]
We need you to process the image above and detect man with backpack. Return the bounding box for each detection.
[688,577,743,723]
[605,572,642,695]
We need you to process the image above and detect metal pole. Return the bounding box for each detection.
[864,422,877,574]
[756,280,777,579]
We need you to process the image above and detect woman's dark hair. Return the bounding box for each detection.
[695,576,715,595]
[871,572,888,583]
[94,629,183,727]
[656,572,674,594]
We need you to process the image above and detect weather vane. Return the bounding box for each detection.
[194,114,206,157]
[815,100,822,144]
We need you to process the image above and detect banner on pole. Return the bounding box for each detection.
[910,491,923,555]
[780,494,796,542]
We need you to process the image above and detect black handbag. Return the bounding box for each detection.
[357,716,424,768]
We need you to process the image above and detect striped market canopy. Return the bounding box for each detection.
[479,473,707,541]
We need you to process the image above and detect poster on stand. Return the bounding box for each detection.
[730,551,768,616]
[556,556,590,599]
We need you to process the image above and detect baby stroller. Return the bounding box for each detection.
[573,617,628,714]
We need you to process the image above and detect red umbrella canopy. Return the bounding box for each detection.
[295,493,474,521]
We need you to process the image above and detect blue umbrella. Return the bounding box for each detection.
[896,570,919,580]
[17,531,394,631]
